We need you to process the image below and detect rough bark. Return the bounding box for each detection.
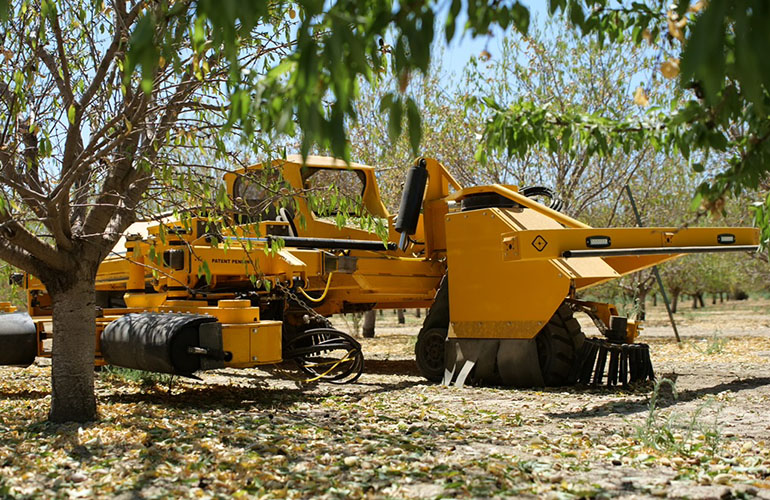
[47,269,98,423]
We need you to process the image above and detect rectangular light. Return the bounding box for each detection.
[717,233,735,244]
[586,236,611,248]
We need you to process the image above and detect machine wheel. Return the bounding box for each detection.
[416,327,447,382]
[415,275,450,382]
[535,303,585,386]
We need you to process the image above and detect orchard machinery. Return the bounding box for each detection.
[0,156,760,387]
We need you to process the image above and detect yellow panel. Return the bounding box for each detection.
[445,208,570,339]
[249,321,282,364]
[223,325,252,367]
[351,274,443,294]
[350,256,444,293]
[449,320,543,339]
[500,206,567,231]
[222,321,282,367]
[552,257,620,280]
[449,185,591,229]
[199,301,260,323]
[508,227,758,262]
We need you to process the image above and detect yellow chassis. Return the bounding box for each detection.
[20,155,759,369]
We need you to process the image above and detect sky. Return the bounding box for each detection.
[439,1,550,82]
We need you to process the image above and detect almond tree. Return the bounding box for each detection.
[0,0,293,421]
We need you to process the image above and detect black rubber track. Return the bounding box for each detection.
[536,303,585,386]
[415,275,450,382]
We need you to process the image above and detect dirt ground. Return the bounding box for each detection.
[2,298,770,499]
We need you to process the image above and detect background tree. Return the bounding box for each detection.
[464,15,671,219]
[478,1,770,244]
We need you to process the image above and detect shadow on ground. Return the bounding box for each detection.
[547,376,770,419]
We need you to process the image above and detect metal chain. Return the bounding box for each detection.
[275,280,330,326]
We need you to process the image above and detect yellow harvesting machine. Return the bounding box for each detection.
[0,155,759,387]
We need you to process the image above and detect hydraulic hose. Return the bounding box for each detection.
[521,185,564,212]
[298,272,335,303]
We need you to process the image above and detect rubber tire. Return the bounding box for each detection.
[415,275,449,382]
[535,303,585,386]
[415,328,448,382]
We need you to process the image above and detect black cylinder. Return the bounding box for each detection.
[101,313,223,376]
[265,236,396,251]
[0,312,37,367]
[395,158,428,249]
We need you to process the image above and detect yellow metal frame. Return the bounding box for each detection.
[18,155,760,368]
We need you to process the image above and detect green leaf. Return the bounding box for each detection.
[680,1,727,103]
[200,260,212,284]
[406,97,422,155]
[67,104,76,125]
[388,97,402,143]
[126,13,160,94]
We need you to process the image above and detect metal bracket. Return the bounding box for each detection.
[501,232,519,261]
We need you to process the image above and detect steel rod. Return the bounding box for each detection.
[225,236,397,251]
[562,244,758,258]
[624,185,681,343]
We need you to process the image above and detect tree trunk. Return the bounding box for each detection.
[698,293,705,308]
[720,292,724,303]
[671,290,679,314]
[636,288,647,321]
[48,275,98,423]
[692,294,698,309]
[712,293,717,305]
[362,310,376,338]
[397,309,405,324]
[415,308,421,318]
[652,293,657,307]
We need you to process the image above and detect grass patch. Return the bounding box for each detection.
[633,378,723,458]
[100,366,177,390]
[689,333,728,355]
